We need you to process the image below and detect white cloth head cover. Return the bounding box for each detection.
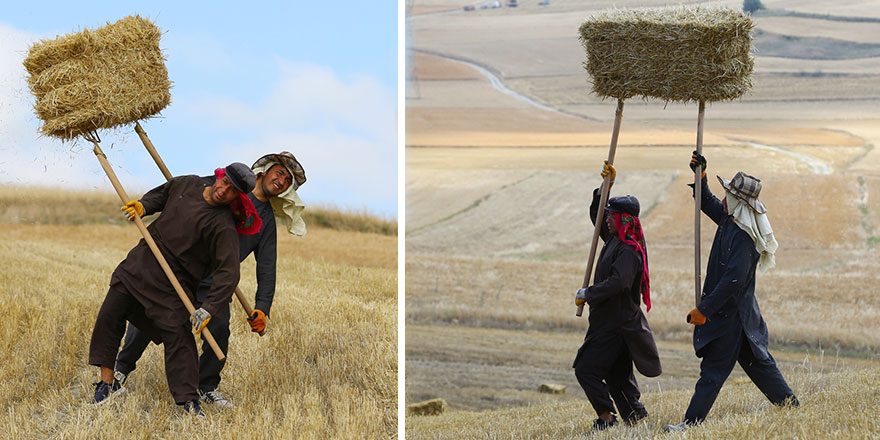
[726,191,777,271]
[252,161,306,237]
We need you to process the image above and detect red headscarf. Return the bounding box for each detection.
[214,168,262,235]
[612,211,651,311]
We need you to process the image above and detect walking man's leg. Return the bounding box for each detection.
[683,329,742,424]
[115,323,153,379]
[607,346,647,423]
[737,339,798,407]
[158,322,200,405]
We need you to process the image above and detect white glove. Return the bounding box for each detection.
[190,307,211,334]
[575,288,587,306]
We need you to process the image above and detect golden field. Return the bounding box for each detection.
[0,186,397,439]
[406,0,880,438]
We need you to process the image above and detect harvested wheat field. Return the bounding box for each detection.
[0,186,397,439]
[406,0,880,437]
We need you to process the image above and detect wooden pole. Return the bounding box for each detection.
[90,141,226,361]
[694,100,705,307]
[577,99,624,317]
[134,121,264,336]
[134,122,172,180]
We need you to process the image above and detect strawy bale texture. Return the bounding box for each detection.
[407,398,448,416]
[579,6,754,103]
[23,15,170,140]
[537,383,566,394]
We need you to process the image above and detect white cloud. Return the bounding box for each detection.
[192,60,398,216]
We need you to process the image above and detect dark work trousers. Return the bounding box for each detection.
[116,299,231,393]
[684,328,796,424]
[573,332,648,421]
[89,285,198,404]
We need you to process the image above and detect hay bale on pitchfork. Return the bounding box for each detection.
[578,6,754,103]
[21,16,225,361]
[24,15,170,140]
[574,6,755,316]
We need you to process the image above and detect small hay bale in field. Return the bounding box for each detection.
[23,15,170,140]
[537,383,566,394]
[579,6,754,103]
[406,398,448,416]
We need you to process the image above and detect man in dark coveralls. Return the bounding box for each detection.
[665,152,798,431]
[573,162,662,432]
[88,163,256,415]
[113,152,308,409]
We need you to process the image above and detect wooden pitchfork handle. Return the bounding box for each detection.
[694,101,705,307]
[577,99,624,317]
[89,140,225,361]
[135,122,265,336]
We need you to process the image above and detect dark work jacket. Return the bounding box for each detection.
[582,188,661,378]
[693,177,770,361]
[110,176,240,327]
[197,177,278,316]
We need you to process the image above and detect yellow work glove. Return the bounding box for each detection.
[121,200,144,221]
[601,160,616,184]
[190,307,212,334]
[686,308,707,326]
[247,309,267,333]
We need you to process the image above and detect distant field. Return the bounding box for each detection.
[0,187,397,438]
[405,0,880,429]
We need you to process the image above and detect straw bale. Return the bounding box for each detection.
[579,6,754,103]
[537,383,566,394]
[406,398,448,416]
[23,16,170,140]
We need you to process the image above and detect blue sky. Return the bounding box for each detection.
[0,1,398,217]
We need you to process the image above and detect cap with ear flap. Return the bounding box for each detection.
[224,162,256,194]
[251,151,306,190]
[605,195,640,217]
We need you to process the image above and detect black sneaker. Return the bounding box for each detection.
[91,379,125,405]
[624,411,648,425]
[180,399,206,418]
[591,415,617,431]
[113,369,128,385]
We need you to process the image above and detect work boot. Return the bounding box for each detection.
[91,379,125,405]
[179,399,206,418]
[199,388,234,409]
[624,411,648,426]
[590,415,617,431]
[774,395,800,408]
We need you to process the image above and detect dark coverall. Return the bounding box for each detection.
[116,184,278,393]
[89,175,240,404]
[572,188,662,422]
[684,177,797,424]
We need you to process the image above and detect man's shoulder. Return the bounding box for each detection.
[171,174,209,186]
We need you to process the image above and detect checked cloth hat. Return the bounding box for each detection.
[718,171,766,214]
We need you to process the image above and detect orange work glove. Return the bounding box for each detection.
[248,309,267,333]
[575,288,587,307]
[121,200,144,221]
[686,308,707,326]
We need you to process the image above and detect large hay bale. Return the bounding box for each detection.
[23,16,171,140]
[537,383,566,394]
[406,398,447,416]
[579,6,754,103]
